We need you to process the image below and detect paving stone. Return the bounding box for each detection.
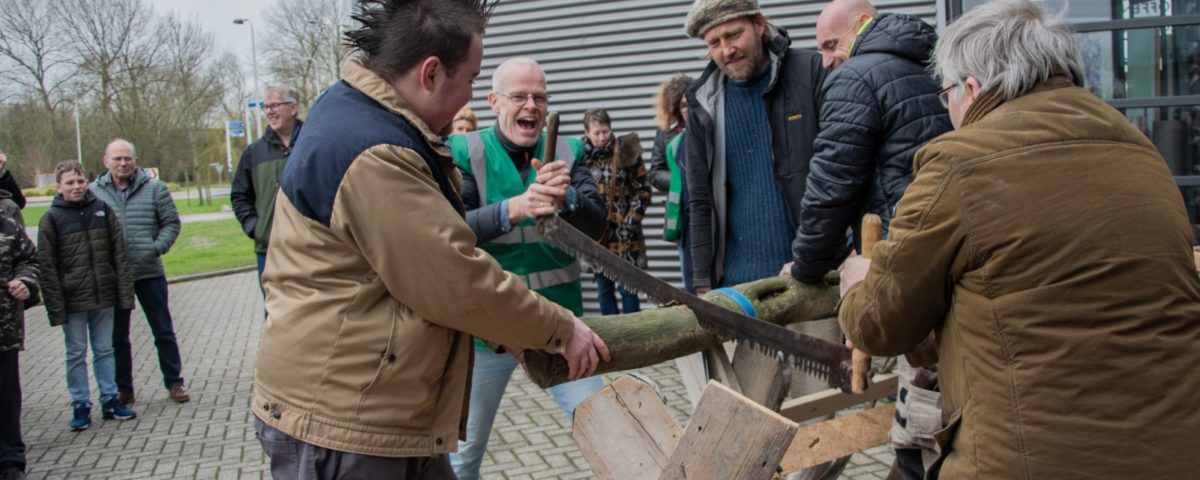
[16,270,893,479]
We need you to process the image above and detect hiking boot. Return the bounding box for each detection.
[168,383,190,403]
[0,466,27,480]
[69,401,91,431]
[101,398,136,420]
[118,391,135,405]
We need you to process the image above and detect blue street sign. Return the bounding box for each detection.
[227,121,246,138]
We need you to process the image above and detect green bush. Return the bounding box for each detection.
[22,186,57,197]
[165,182,182,192]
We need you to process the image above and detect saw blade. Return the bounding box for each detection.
[537,215,853,391]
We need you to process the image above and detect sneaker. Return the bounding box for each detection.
[0,466,27,480]
[69,401,91,431]
[168,383,190,403]
[118,391,135,405]
[101,398,136,420]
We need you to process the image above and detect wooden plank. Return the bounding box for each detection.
[731,342,790,410]
[573,375,683,480]
[779,373,899,423]
[779,404,895,473]
[674,353,708,408]
[660,381,799,480]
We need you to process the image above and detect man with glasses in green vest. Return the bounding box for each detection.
[447,57,607,480]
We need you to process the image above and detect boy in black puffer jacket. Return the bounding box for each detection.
[38,161,135,432]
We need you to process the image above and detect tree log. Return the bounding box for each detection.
[523,275,840,388]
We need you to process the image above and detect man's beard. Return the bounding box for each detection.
[721,46,767,82]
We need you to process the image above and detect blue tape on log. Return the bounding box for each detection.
[711,288,758,318]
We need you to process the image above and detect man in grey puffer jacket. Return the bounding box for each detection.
[91,139,189,405]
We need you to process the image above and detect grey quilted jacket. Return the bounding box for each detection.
[90,169,181,280]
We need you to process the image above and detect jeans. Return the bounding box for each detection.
[594,273,640,315]
[450,348,604,480]
[0,350,23,472]
[114,276,184,393]
[63,308,118,404]
[256,418,456,480]
[256,252,267,299]
[677,231,694,294]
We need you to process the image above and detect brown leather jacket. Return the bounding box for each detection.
[840,77,1200,478]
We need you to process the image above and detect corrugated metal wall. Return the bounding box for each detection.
[469,0,938,315]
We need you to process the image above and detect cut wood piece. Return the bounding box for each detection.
[780,404,895,473]
[731,342,790,410]
[660,381,799,480]
[779,373,899,423]
[573,375,683,480]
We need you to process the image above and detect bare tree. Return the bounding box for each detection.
[58,0,157,122]
[262,0,351,109]
[0,0,78,176]
[0,0,72,113]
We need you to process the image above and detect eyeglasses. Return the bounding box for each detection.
[937,84,960,109]
[264,101,296,112]
[498,92,550,108]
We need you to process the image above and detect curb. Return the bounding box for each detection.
[167,265,257,285]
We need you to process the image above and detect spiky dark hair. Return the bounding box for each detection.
[345,0,498,80]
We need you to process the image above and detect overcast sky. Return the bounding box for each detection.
[151,0,273,74]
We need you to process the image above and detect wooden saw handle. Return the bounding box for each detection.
[542,111,559,164]
[851,214,883,393]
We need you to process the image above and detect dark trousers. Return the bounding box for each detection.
[0,350,25,472]
[594,274,640,315]
[256,252,267,298]
[255,418,457,479]
[894,448,926,480]
[114,276,184,393]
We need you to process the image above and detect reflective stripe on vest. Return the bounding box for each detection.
[489,225,547,245]
[466,131,488,202]
[527,263,582,291]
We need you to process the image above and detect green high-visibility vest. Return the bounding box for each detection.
[449,127,586,316]
[664,130,684,242]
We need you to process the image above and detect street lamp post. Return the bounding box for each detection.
[233,18,262,139]
[74,101,82,163]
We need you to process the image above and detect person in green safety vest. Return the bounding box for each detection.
[446,57,608,480]
[655,74,694,293]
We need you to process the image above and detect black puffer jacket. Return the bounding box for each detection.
[790,13,952,283]
[37,191,134,327]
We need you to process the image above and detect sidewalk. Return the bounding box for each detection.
[25,212,234,239]
[16,271,894,479]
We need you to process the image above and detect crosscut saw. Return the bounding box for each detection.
[534,112,852,391]
[536,215,853,392]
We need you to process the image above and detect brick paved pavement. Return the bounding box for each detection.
[16,271,892,479]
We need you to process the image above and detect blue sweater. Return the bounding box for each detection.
[720,72,794,287]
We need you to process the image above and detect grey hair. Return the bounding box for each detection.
[105,138,136,158]
[492,57,543,93]
[931,0,1083,102]
[264,86,299,104]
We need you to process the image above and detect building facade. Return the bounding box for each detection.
[476,0,1197,314]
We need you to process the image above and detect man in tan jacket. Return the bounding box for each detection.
[839,0,1200,478]
[251,1,609,478]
